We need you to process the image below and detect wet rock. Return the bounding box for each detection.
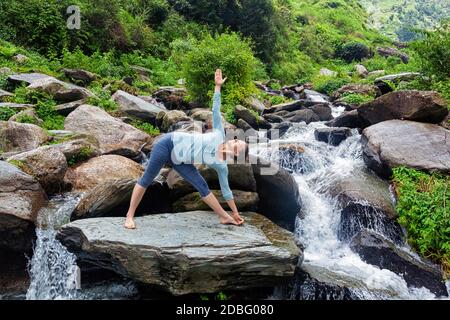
[62,68,97,85]
[358,91,448,127]
[309,104,333,121]
[325,110,369,129]
[266,122,292,140]
[252,157,302,231]
[57,211,301,295]
[350,229,448,297]
[0,161,47,252]
[314,127,352,146]
[173,190,259,212]
[7,146,68,194]
[236,119,258,137]
[276,143,313,174]
[64,105,154,158]
[362,120,450,178]
[302,89,329,104]
[263,114,284,123]
[64,154,143,191]
[0,121,49,154]
[287,109,320,124]
[265,100,305,114]
[112,90,166,123]
[152,86,188,110]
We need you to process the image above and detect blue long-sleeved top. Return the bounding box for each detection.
[171,92,233,200]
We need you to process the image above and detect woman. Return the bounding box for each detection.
[124,69,247,229]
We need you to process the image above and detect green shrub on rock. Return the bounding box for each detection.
[182,33,260,123]
[392,167,450,276]
[336,41,370,63]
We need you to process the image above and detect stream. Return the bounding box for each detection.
[19,105,449,300]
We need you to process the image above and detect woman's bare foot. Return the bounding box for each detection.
[232,213,245,225]
[124,217,136,229]
[220,214,239,225]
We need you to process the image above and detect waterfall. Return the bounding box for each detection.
[25,194,138,300]
[257,117,446,300]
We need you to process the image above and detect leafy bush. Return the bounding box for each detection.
[182,33,259,122]
[0,107,18,121]
[312,76,350,96]
[340,93,375,105]
[87,83,118,111]
[14,114,40,125]
[392,167,450,276]
[336,41,370,63]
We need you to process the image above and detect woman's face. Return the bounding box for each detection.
[226,139,246,156]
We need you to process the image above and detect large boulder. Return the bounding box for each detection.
[358,91,448,127]
[152,86,188,110]
[7,73,50,86]
[0,161,47,252]
[374,72,421,94]
[64,154,143,191]
[252,157,302,231]
[362,120,450,178]
[64,105,154,158]
[56,211,301,295]
[355,64,368,77]
[314,127,352,146]
[265,100,305,114]
[350,229,448,297]
[0,121,49,155]
[112,90,166,123]
[161,110,190,132]
[7,146,68,194]
[166,164,257,198]
[302,89,329,104]
[173,190,259,212]
[266,122,293,140]
[22,75,93,102]
[325,110,369,129]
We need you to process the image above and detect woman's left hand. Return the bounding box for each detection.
[232,212,245,225]
[215,69,227,87]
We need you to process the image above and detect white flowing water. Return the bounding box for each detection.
[25,194,138,300]
[258,115,447,300]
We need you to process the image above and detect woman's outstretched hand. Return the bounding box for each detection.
[215,69,227,87]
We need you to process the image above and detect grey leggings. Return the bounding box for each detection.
[137,133,211,197]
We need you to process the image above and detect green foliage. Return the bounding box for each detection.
[392,167,450,276]
[0,107,18,121]
[14,114,40,125]
[312,76,350,96]
[87,83,118,111]
[9,87,64,130]
[131,120,160,136]
[67,147,93,166]
[7,159,25,170]
[411,20,450,83]
[182,33,259,108]
[340,93,375,105]
[336,41,371,63]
